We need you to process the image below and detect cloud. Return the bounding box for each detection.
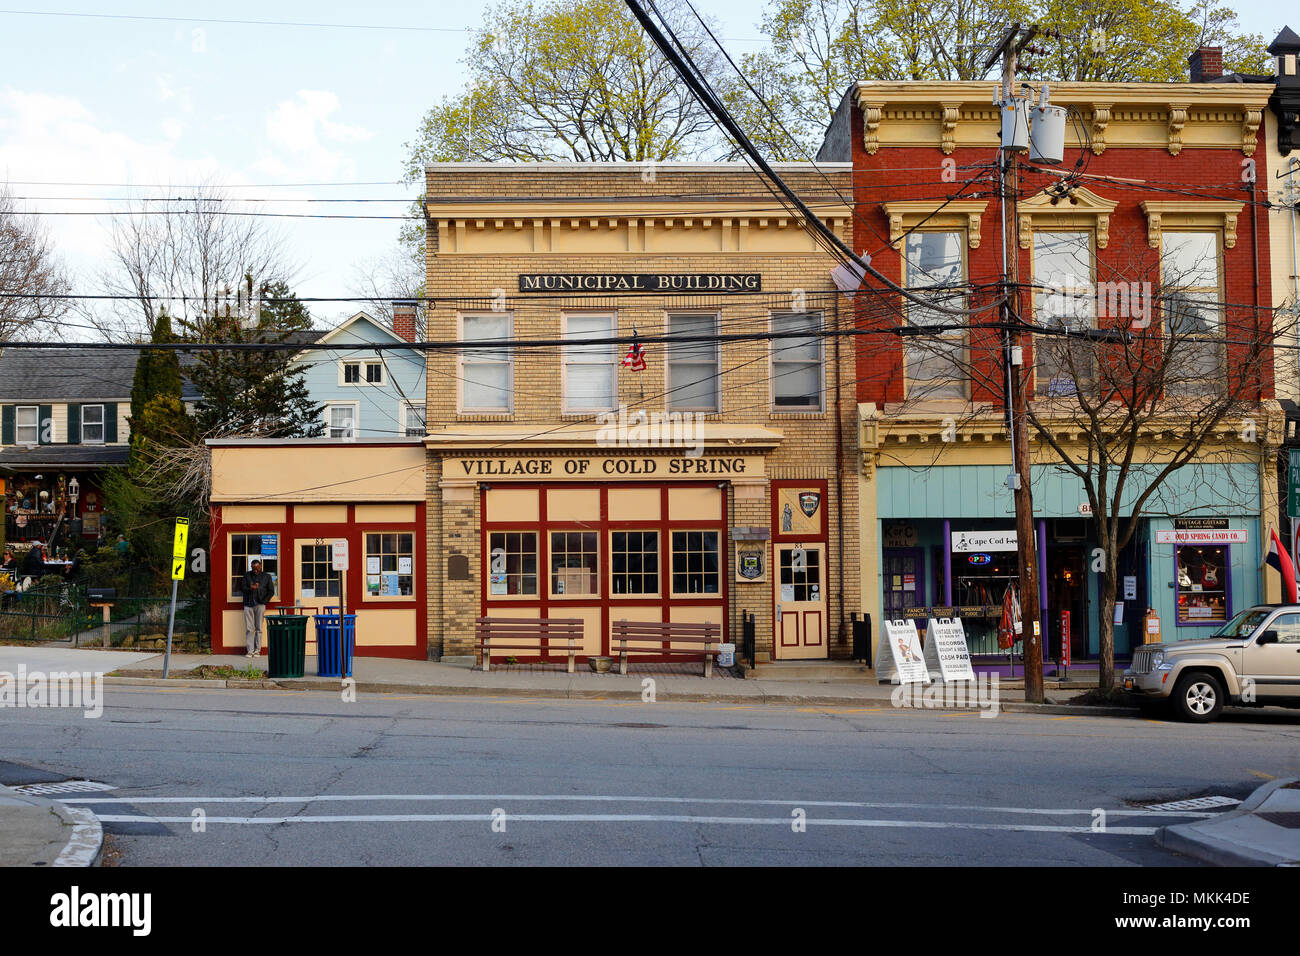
[255,90,374,181]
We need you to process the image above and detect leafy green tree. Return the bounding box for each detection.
[182,278,323,439]
[106,309,199,588]
[404,0,728,169]
[741,0,1266,157]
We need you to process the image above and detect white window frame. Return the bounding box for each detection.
[458,312,514,414]
[561,312,618,414]
[1031,229,1097,396]
[338,360,383,387]
[1160,229,1225,395]
[324,402,358,439]
[15,405,39,445]
[903,229,969,400]
[81,403,105,444]
[402,400,427,437]
[664,312,720,413]
[770,312,825,413]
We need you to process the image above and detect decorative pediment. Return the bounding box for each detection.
[1138,201,1243,249]
[1016,186,1118,250]
[881,200,988,250]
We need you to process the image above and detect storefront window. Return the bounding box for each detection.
[488,532,538,596]
[611,531,659,595]
[365,532,414,597]
[551,531,598,596]
[230,533,278,599]
[300,543,341,598]
[671,530,719,594]
[1176,545,1228,624]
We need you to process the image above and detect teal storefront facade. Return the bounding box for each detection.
[876,461,1264,660]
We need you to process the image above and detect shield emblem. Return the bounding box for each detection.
[798,492,821,518]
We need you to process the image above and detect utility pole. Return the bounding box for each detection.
[985,23,1044,703]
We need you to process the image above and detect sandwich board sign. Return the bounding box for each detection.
[877,619,931,684]
[923,617,975,682]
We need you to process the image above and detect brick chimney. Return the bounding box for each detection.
[391,300,418,343]
[1189,46,1223,82]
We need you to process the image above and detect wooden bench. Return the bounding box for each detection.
[476,617,585,673]
[612,619,722,677]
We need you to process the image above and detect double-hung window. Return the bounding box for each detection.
[1161,231,1224,394]
[15,406,38,445]
[563,314,617,413]
[904,231,967,399]
[666,313,719,412]
[325,403,356,439]
[81,404,105,443]
[460,313,512,412]
[771,312,824,411]
[1032,230,1096,395]
[402,401,426,437]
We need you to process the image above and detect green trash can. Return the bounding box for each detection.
[266,611,307,679]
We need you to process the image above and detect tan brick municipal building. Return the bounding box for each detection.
[210,163,864,664]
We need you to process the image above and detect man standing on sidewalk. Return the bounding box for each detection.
[241,559,274,657]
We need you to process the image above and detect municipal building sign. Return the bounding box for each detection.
[518,273,761,293]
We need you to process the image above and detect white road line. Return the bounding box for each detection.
[61,793,1216,818]
[89,812,1159,834]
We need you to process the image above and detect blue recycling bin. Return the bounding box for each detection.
[314,606,356,678]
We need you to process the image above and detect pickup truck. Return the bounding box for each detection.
[1123,604,1300,721]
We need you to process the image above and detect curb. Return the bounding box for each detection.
[0,786,103,867]
[99,673,1141,715]
[1157,777,1300,867]
[52,803,103,867]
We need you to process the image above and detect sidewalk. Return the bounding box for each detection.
[0,785,102,867]
[98,649,1124,714]
[1159,778,1300,866]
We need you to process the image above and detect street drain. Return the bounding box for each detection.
[13,780,117,797]
[1142,795,1241,811]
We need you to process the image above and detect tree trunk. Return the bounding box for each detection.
[1098,556,1118,692]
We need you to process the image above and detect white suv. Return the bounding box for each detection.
[1123,605,1300,721]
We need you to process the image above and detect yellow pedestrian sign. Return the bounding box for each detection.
[171,518,189,581]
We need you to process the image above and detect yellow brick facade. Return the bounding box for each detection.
[422,163,862,662]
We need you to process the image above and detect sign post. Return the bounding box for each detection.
[332,539,349,679]
[1289,449,1300,575]
[162,517,189,679]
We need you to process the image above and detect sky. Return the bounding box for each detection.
[1,1,1297,338]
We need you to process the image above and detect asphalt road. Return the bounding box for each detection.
[3,684,1299,866]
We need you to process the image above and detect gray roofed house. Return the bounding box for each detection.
[0,346,190,548]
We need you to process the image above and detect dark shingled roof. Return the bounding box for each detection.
[0,444,130,468]
[0,347,202,402]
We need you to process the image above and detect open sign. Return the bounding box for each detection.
[968,553,992,566]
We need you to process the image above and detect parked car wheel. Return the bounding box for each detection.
[1172,672,1225,723]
